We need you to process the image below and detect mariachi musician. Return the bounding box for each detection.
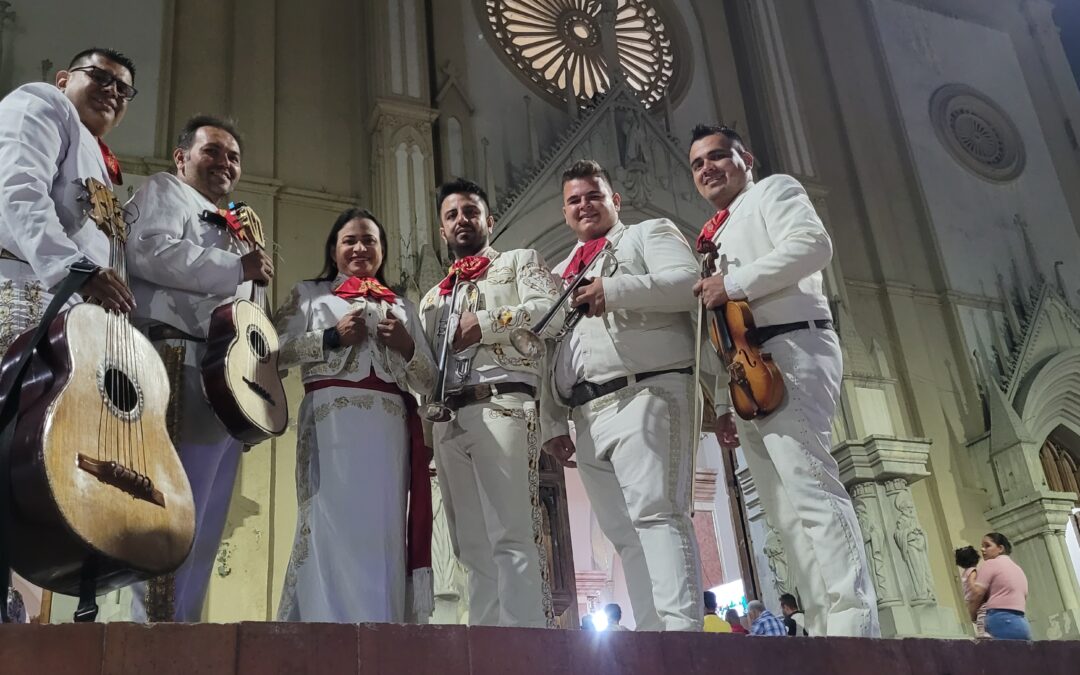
[687,123,879,638]
[125,115,273,622]
[539,159,704,632]
[418,177,559,628]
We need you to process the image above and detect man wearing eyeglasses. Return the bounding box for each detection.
[0,47,138,356]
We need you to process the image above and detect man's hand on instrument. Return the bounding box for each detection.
[241,250,274,285]
[571,277,606,317]
[82,267,135,313]
[377,316,415,360]
[693,274,729,309]
[336,310,367,346]
[542,434,577,468]
[452,311,482,352]
[715,411,740,449]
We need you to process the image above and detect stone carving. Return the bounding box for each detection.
[854,498,895,603]
[892,491,935,603]
[763,517,794,597]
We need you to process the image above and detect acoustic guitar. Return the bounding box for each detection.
[200,202,287,444]
[0,178,195,595]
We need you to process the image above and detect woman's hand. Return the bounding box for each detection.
[377,316,415,361]
[336,311,367,346]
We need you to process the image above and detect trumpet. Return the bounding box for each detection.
[509,246,619,360]
[422,278,481,423]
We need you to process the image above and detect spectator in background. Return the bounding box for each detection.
[969,533,1030,640]
[604,603,630,631]
[779,593,808,636]
[703,591,733,633]
[955,545,988,638]
[581,615,596,631]
[726,608,749,634]
[747,600,787,636]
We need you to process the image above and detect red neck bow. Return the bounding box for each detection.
[438,255,491,295]
[695,209,730,254]
[333,276,397,303]
[97,138,123,185]
[562,237,608,281]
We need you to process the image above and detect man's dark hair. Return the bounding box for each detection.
[436,177,490,217]
[690,123,747,152]
[778,593,799,611]
[603,603,622,622]
[955,545,980,569]
[703,591,718,611]
[561,159,613,191]
[69,48,136,82]
[176,115,244,155]
[985,532,1013,555]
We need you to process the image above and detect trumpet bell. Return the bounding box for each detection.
[509,327,544,360]
[421,402,456,423]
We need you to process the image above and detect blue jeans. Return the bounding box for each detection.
[985,609,1032,640]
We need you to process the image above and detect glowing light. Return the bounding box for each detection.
[590,609,609,631]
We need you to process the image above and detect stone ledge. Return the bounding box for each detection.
[0,622,1077,674]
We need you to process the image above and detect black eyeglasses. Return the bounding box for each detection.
[70,65,138,102]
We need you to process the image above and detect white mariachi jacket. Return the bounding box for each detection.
[417,246,561,384]
[273,277,436,398]
[0,83,114,353]
[125,172,253,337]
[540,218,699,441]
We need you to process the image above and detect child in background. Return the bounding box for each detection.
[956,545,988,638]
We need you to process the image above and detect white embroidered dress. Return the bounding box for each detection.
[274,276,436,622]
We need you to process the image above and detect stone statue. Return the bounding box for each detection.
[763,519,794,597]
[854,500,894,602]
[892,492,935,602]
[621,110,649,167]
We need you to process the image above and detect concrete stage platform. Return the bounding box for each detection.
[1,622,1078,674]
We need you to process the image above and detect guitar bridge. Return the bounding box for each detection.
[77,454,166,507]
[243,377,276,406]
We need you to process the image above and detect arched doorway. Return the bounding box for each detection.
[1039,426,1080,590]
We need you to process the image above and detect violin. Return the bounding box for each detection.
[698,239,785,420]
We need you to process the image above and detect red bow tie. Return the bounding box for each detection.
[438,255,491,295]
[696,209,730,253]
[562,237,609,281]
[333,276,397,303]
[97,138,123,186]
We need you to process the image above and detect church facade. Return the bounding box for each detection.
[4,0,1080,638]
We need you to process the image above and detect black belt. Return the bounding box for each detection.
[568,366,693,409]
[753,319,833,345]
[147,323,206,343]
[445,382,536,411]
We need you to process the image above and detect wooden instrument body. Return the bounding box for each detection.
[201,297,288,444]
[700,243,786,421]
[0,304,195,594]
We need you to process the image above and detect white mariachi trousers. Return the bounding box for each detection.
[572,371,704,632]
[733,325,880,637]
[432,392,552,628]
[131,338,243,622]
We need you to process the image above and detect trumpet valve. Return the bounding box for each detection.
[421,403,456,423]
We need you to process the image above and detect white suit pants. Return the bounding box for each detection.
[572,372,704,631]
[734,326,880,637]
[432,393,551,628]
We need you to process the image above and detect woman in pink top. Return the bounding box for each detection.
[968,533,1031,640]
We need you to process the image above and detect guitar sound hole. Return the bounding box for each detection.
[247,327,270,360]
[103,368,138,414]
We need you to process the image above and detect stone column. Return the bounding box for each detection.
[834,436,964,636]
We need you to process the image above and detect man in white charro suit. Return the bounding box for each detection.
[124,115,274,621]
[540,159,704,631]
[688,124,879,637]
[418,178,560,628]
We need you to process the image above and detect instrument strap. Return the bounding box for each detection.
[0,263,97,622]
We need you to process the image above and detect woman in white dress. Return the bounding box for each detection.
[274,207,436,622]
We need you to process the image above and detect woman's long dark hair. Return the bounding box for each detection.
[312,207,390,286]
[985,532,1013,555]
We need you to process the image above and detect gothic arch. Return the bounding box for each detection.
[1020,348,1080,445]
